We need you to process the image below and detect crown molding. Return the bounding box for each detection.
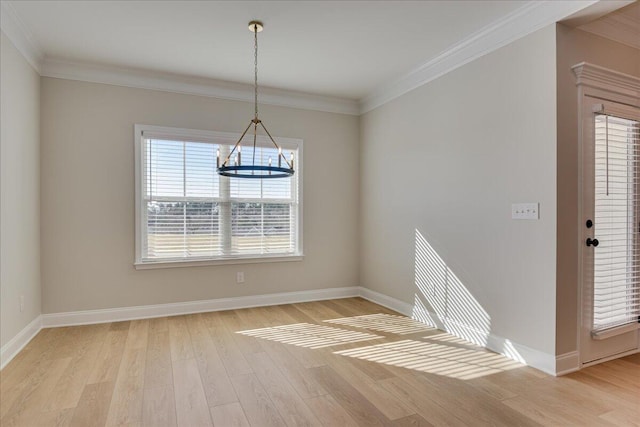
[572,61,640,101]
[40,58,359,115]
[4,0,601,116]
[0,0,43,73]
[359,0,598,114]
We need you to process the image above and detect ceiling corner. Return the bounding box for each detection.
[359,0,599,114]
[0,0,44,73]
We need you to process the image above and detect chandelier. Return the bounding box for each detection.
[217,21,294,179]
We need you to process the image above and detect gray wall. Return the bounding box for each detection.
[555,24,640,355]
[1,32,41,348]
[359,26,558,355]
[40,78,359,313]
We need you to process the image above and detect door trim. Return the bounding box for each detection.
[574,62,640,368]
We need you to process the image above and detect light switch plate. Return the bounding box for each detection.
[512,203,539,220]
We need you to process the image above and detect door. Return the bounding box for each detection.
[581,96,640,365]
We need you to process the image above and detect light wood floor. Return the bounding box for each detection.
[1,298,639,427]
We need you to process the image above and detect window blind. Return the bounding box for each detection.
[142,135,299,262]
[592,114,640,332]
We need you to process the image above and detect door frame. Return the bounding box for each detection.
[574,62,640,368]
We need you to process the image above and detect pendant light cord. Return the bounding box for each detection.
[218,21,294,176]
[253,23,259,169]
[254,23,259,120]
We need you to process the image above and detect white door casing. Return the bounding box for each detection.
[575,63,640,366]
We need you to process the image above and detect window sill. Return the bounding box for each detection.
[134,254,304,270]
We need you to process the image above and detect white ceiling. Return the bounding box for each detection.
[8,0,529,99]
[5,1,629,113]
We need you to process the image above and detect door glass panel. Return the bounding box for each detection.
[593,114,640,332]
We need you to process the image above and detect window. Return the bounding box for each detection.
[134,125,302,268]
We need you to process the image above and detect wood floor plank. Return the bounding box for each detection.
[125,320,149,350]
[380,376,467,427]
[208,325,253,376]
[6,408,75,427]
[292,301,345,323]
[168,316,195,362]
[2,298,639,427]
[0,357,72,426]
[602,358,640,378]
[333,297,399,316]
[144,331,172,390]
[317,299,361,317]
[304,394,360,427]
[253,305,298,325]
[393,414,436,427]
[502,395,616,427]
[69,381,115,427]
[582,362,640,393]
[232,308,281,354]
[230,373,287,427]
[323,352,415,420]
[465,376,518,401]
[224,309,262,355]
[185,314,238,407]
[282,339,328,369]
[515,375,634,418]
[109,321,131,331]
[245,351,321,426]
[396,372,539,427]
[87,330,129,384]
[148,317,169,334]
[172,358,212,427]
[329,346,398,381]
[104,346,146,426]
[235,305,330,399]
[1,357,55,419]
[309,365,393,427]
[209,402,250,427]
[141,385,177,427]
[622,352,640,365]
[1,328,62,399]
[568,370,640,406]
[198,310,226,329]
[44,334,105,411]
[258,338,328,399]
[599,407,640,427]
[274,304,318,324]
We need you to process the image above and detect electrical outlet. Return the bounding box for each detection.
[237,272,245,284]
[20,295,24,312]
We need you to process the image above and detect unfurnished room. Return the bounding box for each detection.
[1,1,639,426]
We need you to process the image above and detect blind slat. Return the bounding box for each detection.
[142,137,299,261]
[592,115,640,332]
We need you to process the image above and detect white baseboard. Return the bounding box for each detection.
[1,286,577,377]
[485,334,556,376]
[360,288,558,376]
[1,315,43,370]
[556,351,580,376]
[41,286,360,328]
[359,288,414,316]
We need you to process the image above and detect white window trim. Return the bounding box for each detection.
[134,124,304,269]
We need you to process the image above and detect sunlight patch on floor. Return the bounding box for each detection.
[325,313,435,335]
[334,339,522,379]
[423,332,481,347]
[237,323,383,349]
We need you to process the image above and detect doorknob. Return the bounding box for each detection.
[586,238,599,247]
